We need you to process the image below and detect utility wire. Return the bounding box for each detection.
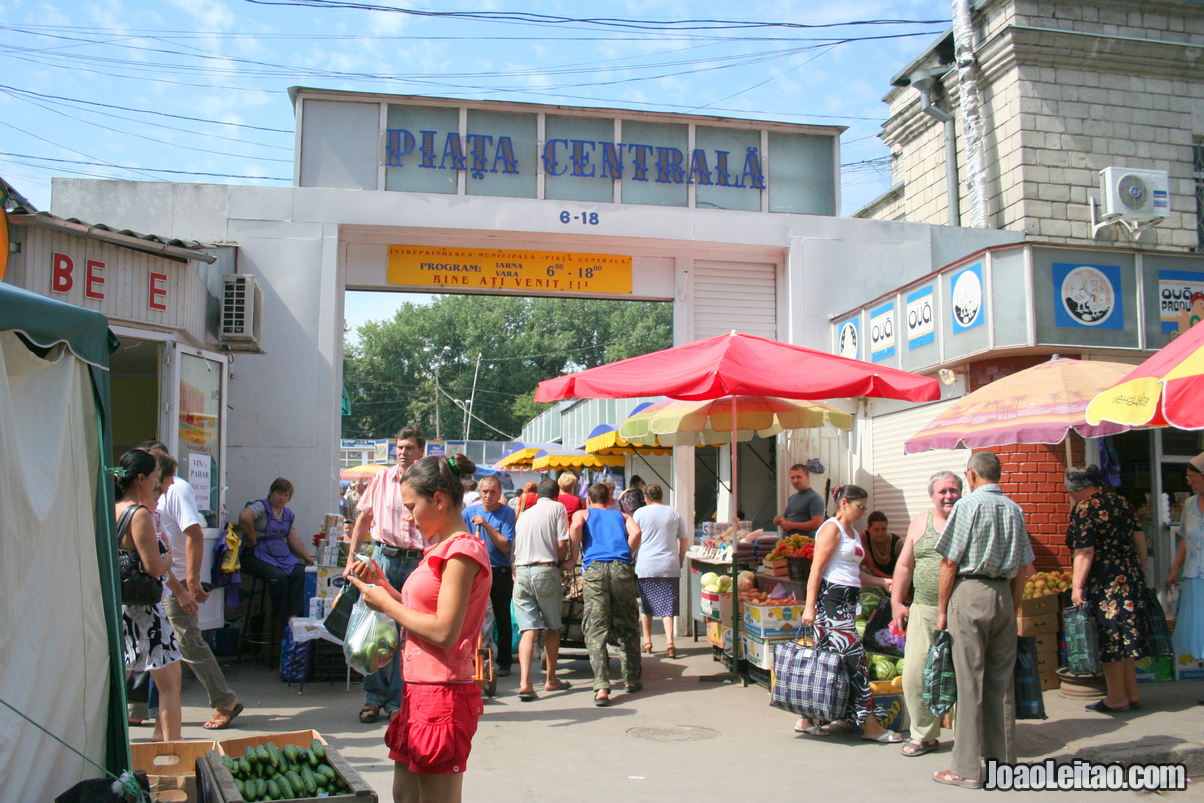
[0,152,289,181]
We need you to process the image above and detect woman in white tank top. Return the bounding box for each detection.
[796,484,900,743]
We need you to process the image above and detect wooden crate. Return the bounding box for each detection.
[1020,595,1059,617]
[1018,612,1058,636]
[132,740,214,803]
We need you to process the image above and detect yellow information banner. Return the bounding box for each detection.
[387,245,632,295]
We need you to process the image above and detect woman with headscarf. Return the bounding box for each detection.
[1065,465,1149,713]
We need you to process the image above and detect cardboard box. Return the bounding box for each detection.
[743,603,807,639]
[739,633,792,670]
[705,620,725,648]
[1040,673,1060,691]
[198,740,377,803]
[132,740,214,803]
[216,729,327,760]
[1135,655,1173,683]
[1035,649,1059,675]
[875,692,909,733]
[1018,613,1059,636]
[1020,594,1059,617]
[699,590,734,621]
[1033,632,1059,654]
[1175,655,1204,682]
[314,566,348,599]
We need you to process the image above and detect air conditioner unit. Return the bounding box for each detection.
[1098,166,1170,220]
[220,274,262,350]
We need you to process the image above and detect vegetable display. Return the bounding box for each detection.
[222,738,348,801]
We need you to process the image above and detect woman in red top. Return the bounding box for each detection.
[349,453,492,803]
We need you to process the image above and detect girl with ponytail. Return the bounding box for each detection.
[348,453,492,802]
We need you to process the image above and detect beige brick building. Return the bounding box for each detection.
[856,0,1203,252]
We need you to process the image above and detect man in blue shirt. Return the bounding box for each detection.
[464,475,517,676]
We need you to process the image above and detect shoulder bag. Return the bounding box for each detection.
[116,504,164,606]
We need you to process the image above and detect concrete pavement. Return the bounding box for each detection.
[151,638,1204,800]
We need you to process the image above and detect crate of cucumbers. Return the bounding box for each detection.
[197,729,377,802]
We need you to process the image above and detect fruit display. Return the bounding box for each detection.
[739,587,803,605]
[700,571,733,593]
[765,534,815,561]
[1023,570,1071,599]
[221,739,349,801]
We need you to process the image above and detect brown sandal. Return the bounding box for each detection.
[666,645,677,658]
[641,641,653,654]
[202,703,244,730]
[359,702,382,724]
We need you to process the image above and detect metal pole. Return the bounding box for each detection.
[465,352,482,440]
[433,363,441,440]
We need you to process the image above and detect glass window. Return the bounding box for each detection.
[694,127,762,211]
[620,121,688,207]
[767,133,836,215]
[177,353,222,527]
[544,116,615,202]
[465,110,537,198]
[385,105,460,194]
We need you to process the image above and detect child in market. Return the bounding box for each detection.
[348,453,492,803]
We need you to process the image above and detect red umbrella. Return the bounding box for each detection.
[535,332,939,403]
[534,331,939,683]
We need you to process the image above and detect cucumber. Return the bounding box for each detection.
[234,778,246,798]
[286,770,304,791]
[310,739,326,762]
[300,765,317,795]
[308,747,320,768]
[256,778,269,800]
[315,764,335,782]
[276,773,294,799]
[283,743,299,764]
[259,744,273,765]
[266,742,282,770]
[265,779,280,801]
[238,756,252,778]
[222,754,237,774]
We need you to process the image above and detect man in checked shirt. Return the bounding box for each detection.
[345,426,430,724]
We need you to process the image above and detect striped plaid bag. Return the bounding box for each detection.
[922,629,957,717]
[770,631,849,721]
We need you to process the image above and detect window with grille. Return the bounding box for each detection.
[1195,140,1204,251]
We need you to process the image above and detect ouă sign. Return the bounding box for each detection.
[387,245,632,295]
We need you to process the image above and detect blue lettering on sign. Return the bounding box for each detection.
[386,127,764,188]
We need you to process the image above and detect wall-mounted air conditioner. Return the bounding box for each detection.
[1098,166,1170,220]
[220,274,262,350]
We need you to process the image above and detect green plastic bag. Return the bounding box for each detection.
[922,629,957,717]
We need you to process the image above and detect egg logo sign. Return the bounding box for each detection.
[837,320,858,359]
[906,285,935,349]
[951,265,983,332]
[1060,265,1114,326]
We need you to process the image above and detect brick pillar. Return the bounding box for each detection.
[966,354,1086,572]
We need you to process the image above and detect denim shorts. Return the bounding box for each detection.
[512,565,563,631]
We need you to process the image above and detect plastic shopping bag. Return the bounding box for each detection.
[1140,587,1173,658]
[1062,604,1101,676]
[1014,635,1047,720]
[342,596,400,676]
[923,629,957,717]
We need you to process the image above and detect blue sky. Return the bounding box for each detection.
[1,1,951,334]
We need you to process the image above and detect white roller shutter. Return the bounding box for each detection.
[870,400,969,529]
[692,260,776,340]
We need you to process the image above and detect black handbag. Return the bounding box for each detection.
[116,505,163,606]
[1014,635,1048,720]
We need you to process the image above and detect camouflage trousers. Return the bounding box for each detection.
[582,560,642,691]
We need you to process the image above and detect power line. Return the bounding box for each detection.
[0,152,289,181]
[0,83,293,134]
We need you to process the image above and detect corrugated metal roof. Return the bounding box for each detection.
[9,211,217,263]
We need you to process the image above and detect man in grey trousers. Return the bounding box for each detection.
[931,451,1033,789]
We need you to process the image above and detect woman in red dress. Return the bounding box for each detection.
[350,453,492,803]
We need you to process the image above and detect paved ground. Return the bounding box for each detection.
[149,637,1204,801]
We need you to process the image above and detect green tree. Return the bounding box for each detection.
[342,295,672,440]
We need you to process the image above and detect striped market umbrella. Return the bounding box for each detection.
[619,395,852,448]
[583,423,671,456]
[529,449,626,472]
[1087,323,1204,429]
[493,442,562,470]
[338,463,389,482]
[906,357,1133,453]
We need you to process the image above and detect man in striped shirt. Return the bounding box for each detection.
[931,450,1034,790]
[345,426,430,723]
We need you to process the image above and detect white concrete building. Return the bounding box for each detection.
[40,88,1021,533]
